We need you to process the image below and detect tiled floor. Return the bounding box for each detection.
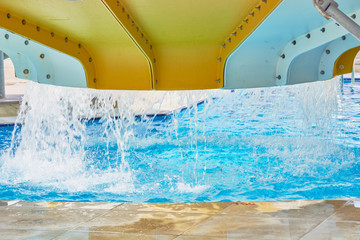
[0,199,358,239]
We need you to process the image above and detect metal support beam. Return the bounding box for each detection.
[0,51,4,98]
[314,0,360,41]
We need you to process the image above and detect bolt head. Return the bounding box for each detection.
[46,74,51,79]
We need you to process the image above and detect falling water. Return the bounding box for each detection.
[0,77,359,202]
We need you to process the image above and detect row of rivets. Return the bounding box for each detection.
[277,22,348,81]
[5,11,88,60]
[115,1,153,53]
[4,12,95,83]
[113,1,157,85]
[217,0,267,83]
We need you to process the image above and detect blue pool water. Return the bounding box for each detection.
[0,78,359,202]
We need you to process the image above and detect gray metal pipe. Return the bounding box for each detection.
[326,3,360,41]
[0,52,5,98]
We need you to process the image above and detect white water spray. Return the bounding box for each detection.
[0,77,357,201]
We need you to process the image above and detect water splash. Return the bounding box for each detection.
[0,77,359,202]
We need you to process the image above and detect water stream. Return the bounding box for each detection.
[0,77,359,202]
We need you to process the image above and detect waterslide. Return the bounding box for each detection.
[0,0,359,90]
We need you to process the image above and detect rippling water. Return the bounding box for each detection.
[0,78,359,202]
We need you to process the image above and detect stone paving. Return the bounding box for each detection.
[0,199,359,239]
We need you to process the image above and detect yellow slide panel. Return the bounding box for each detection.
[333,46,360,76]
[0,0,282,90]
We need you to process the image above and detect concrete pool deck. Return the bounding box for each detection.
[0,199,359,239]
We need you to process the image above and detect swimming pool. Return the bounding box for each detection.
[0,78,359,202]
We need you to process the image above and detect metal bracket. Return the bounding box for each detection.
[314,0,360,41]
[0,9,96,88]
[0,29,87,88]
[275,8,360,85]
[318,34,360,80]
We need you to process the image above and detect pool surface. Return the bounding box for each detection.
[0,78,359,202]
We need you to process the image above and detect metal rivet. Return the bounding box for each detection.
[243,19,249,24]
[281,54,285,59]
[232,32,237,36]
[89,57,92,62]
[255,6,261,10]
[122,7,125,13]
[127,14,130,19]
[51,32,54,37]
[36,26,40,32]
[216,79,221,83]
[78,43,81,48]
[318,0,324,4]
[221,44,226,48]
[335,23,340,26]
[141,33,144,38]
[146,39,148,44]
[226,38,231,43]
[155,79,158,84]
[65,37,68,43]
[342,35,346,40]
[136,27,139,32]
[46,74,51,79]
[6,13,10,19]
[262,0,267,3]
[276,75,281,80]
[237,26,243,30]
[93,78,96,83]
[150,45,152,50]
[320,70,325,75]
[351,14,356,19]
[117,1,120,6]
[339,65,344,69]
[325,49,330,54]
[5,34,9,39]
[292,40,296,45]
[249,12,254,17]
[132,21,135,26]
[23,69,29,74]
[217,58,222,62]
[306,33,311,39]
[40,53,45,59]
[153,58,156,63]
[321,27,325,32]
[24,40,29,45]
[22,19,26,25]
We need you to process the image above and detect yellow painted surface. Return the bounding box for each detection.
[0,0,282,90]
[333,46,360,76]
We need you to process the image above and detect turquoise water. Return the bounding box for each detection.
[0,79,359,202]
